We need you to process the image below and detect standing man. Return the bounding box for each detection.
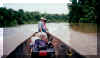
[38,17,48,32]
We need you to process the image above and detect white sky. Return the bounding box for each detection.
[2,0,71,3]
[0,0,71,14]
[4,3,70,14]
[0,0,3,7]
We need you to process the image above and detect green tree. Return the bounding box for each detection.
[0,7,68,27]
[67,0,96,23]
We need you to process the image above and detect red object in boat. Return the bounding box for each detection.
[39,51,47,56]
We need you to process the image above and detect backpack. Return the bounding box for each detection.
[34,39,47,51]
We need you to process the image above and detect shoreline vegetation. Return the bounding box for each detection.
[0,7,68,27]
[67,0,96,23]
[0,0,97,27]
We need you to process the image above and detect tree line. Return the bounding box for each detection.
[67,0,96,23]
[0,0,97,27]
[0,7,67,27]
[0,7,68,27]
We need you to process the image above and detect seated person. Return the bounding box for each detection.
[30,32,48,52]
[30,32,49,57]
[40,32,48,43]
[29,32,41,53]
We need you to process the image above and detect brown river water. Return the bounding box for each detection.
[1,23,97,56]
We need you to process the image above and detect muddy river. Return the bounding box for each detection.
[2,23,97,56]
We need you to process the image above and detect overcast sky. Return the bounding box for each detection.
[1,0,71,3]
[0,0,71,14]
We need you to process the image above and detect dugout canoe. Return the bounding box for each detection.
[3,32,85,58]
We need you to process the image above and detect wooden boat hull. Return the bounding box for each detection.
[3,32,85,58]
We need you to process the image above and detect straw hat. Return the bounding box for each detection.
[40,17,47,20]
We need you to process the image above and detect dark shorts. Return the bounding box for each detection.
[38,28,46,32]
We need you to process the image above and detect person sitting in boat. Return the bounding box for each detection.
[29,32,48,56]
[38,17,48,32]
[29,32,41,53]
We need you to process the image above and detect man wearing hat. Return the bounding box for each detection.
[38,17,48,32]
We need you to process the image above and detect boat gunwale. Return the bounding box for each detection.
[5,32,85,58]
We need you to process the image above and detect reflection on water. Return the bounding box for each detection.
[70,23,97,55]
[70,23,97,33]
